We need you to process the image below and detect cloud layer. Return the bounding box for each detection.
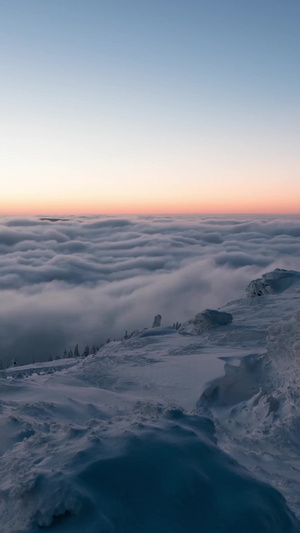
[1,214,300,365]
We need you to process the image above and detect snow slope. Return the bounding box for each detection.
[1,269,300,531]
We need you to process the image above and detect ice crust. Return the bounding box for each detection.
[1,270,300,531]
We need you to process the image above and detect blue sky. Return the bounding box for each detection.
[1,1,299,213]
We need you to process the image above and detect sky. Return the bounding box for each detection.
[1,0,300,215]
[1,213,300,365]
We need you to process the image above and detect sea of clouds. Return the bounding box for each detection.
[1,214,300,365]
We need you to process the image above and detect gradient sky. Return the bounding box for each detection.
[1,0,299,214]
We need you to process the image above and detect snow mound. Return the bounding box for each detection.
[0,407,298,533]
[178,309,233,336]
[246,268,300,296]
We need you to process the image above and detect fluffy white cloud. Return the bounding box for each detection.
[1,214,300,364]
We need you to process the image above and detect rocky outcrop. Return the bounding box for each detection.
[246,269,300,296]
[178,309,233,336]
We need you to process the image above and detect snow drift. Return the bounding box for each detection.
[0,398,298,533]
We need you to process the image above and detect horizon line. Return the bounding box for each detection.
[1,211,300,217]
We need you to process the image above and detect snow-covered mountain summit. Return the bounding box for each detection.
[1,269,300,532]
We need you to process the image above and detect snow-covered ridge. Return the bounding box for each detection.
[1,269,300,531]
[196,269,300,519]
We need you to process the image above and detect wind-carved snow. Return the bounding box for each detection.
[1,269,300,531]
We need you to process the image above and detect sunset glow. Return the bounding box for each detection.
[1,1,299,215]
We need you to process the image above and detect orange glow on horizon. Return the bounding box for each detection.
[2,197,300,217]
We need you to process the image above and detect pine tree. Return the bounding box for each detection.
[83,345,90,357]
[74,344,80,357]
